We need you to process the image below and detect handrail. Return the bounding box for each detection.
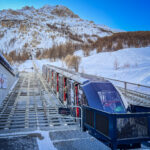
[103,77,150,89]
[46,64,150,95]
[47,64,150,88]
[60,105,83,131]
[70,105,83,131]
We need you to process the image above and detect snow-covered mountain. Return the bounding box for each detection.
[0,5,119,54]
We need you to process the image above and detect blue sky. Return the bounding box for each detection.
[0,0,150,31]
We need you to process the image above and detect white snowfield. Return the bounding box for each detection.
[77,47,150,86]
[18,47,150,87]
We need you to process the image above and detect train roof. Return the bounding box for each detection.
[46,64,88,84]
[44,64,109,84]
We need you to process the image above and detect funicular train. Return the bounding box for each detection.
[42,64,127,115]
[42,64,150,150]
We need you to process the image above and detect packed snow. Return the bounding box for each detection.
[37,131,56,150]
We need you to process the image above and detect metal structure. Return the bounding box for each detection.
[43,64,150,150]
[0,53,17,105]
[0,71,81,137]
[0,62,150,149]
[0,53,14,75]
[47,64,150,107]
[82,106,150,150]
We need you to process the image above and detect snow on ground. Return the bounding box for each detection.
[18,60,34,72]
[17,47,150,87]
[37,131,56,150]
[0,130,56,150]
[17,59,64,73]
[78,47,150,86]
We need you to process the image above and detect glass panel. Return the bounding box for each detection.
[98,91,126,113]
[117,117,148,139]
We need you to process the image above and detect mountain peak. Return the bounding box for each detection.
[0,4,116,54]
[22,6,35,10]
[51,5,79,18]
[41,4,52,10]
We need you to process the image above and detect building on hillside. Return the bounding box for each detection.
[0,53,17,104]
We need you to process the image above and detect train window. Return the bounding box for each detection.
[98,91,126,113]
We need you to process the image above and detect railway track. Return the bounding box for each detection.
[0,71,80,137]
[0,62,111,149]
[118,87,150,107]
[0,63,150,149]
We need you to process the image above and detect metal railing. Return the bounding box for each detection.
[45,64,150,96]
[58,105,83,131]
[70,105,83,130]
[80,72,150,96]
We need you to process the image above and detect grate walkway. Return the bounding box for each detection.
[0,72,80,137]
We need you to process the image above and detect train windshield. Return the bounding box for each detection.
[98,91,126,113]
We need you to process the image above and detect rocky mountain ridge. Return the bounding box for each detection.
[0,5,118,54]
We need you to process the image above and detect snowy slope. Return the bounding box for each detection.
[77,47,150,86]
[18,47,150,87]
[0,5,116,54]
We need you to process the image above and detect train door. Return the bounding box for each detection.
[45,67,47,80]
[49,70,51,86]
[42,66,45,78]
[70,80,74,106]
[74,83,79,117]
[53,72,57,94]
[48,69,50,83]
[56,73,59,98]
[66,79,73,106]
[46,68,48,81]
[51,71,53,90]
[46,68,49,82]
[63,77,67,105]
[58,75,63,103]
[44,66,46,79]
